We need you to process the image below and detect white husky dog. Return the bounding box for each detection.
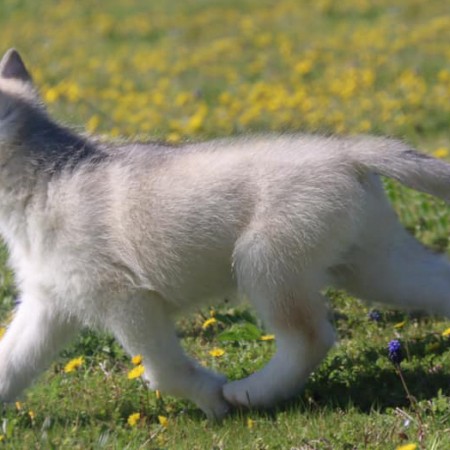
[0,48,449,420]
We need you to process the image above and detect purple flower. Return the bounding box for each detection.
[368,310,382,322]
[388,339,403,365]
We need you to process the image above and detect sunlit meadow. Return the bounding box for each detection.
[0,0,450,448]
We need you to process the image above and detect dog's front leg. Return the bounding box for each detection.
[106,291,231,421]
[0,295,80,403]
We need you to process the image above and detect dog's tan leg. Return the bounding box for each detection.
[223,285,334,409]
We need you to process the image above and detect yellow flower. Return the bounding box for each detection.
[86,115,100,133]
[131,354,143,365]
[0,435,4,442]
[166,132,181,144]
[247,418,255,429]
[64,356,84,373]
[438,70,450,83]
[65,82,80,102]
[433,147,449,159]
[127,364,145,379]
[158,415,169,428]
[15,401,22,411]
[442,327,450,337]
[186,104,208,133]
[109,128,120,138]
[28,410,35,420]
[44,88,59,103]
[396,444,417,450]
[0,327,5,340]
[260,334,275,341]
[202,317,217,329]
[357,120,371,132]
[294,60,313,75]
[155,390,161,400]
[209,348,225,357]
[127,412,140,427]
[394,321,406,329]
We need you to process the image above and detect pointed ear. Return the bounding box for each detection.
[0,49,32,83]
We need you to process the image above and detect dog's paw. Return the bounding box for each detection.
[202,395,232,422]
[223,375,283,410]
[223,378,256,409]
[195,373,231,421]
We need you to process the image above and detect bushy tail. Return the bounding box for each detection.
[349,137,450,202]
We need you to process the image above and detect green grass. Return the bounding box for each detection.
[1,0,450,448]
[3,293,450,448]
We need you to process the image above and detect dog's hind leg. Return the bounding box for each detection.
[224,235,335,409]
[224,289,334,409]
[338,225,450,316]
[334,178,450,317]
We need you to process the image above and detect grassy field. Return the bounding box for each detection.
[1,0,450,448]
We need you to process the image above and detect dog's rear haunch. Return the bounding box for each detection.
[1,49,450,420]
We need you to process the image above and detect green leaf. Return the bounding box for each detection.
[217,323,262,342]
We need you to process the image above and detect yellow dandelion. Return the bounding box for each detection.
[28,410,35,420]
[65,82,80,102]
[438,70,450,83]
[64,356,84,373]
[131,354,143,365]
[186,104,208,133]
[158,415,169,428]
[247,418,255,429]
[438,69,450,83]
[357,120,372,132]
[202,317,217,329]
[433,147,449,159]
[187,114,204,133]
[166,132,181,144]
[127,364,145,379]
[294,60,313,75]
[109,128,120,138]
[155,390,161,400]
[127,412,141,427]
[396,444,417,450]
[44,88,59,104]
[175,92,191,107]
[86,115,100,133]
[442,327,450,337]
[260,334,275,341]
[219,92,232,105]
[394,321,406,329]
[209,348,225,358]
[15,401,22,411]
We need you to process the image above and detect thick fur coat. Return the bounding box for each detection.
[1,49,450,419]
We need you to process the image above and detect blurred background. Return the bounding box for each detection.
[1,0,449,152]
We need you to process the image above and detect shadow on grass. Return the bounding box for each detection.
[302,366,449,413]
[292,335,450,414]
[215,365,450,423]
[215,338,450,420]
[56,313,450,422]
[173,357,450,423]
